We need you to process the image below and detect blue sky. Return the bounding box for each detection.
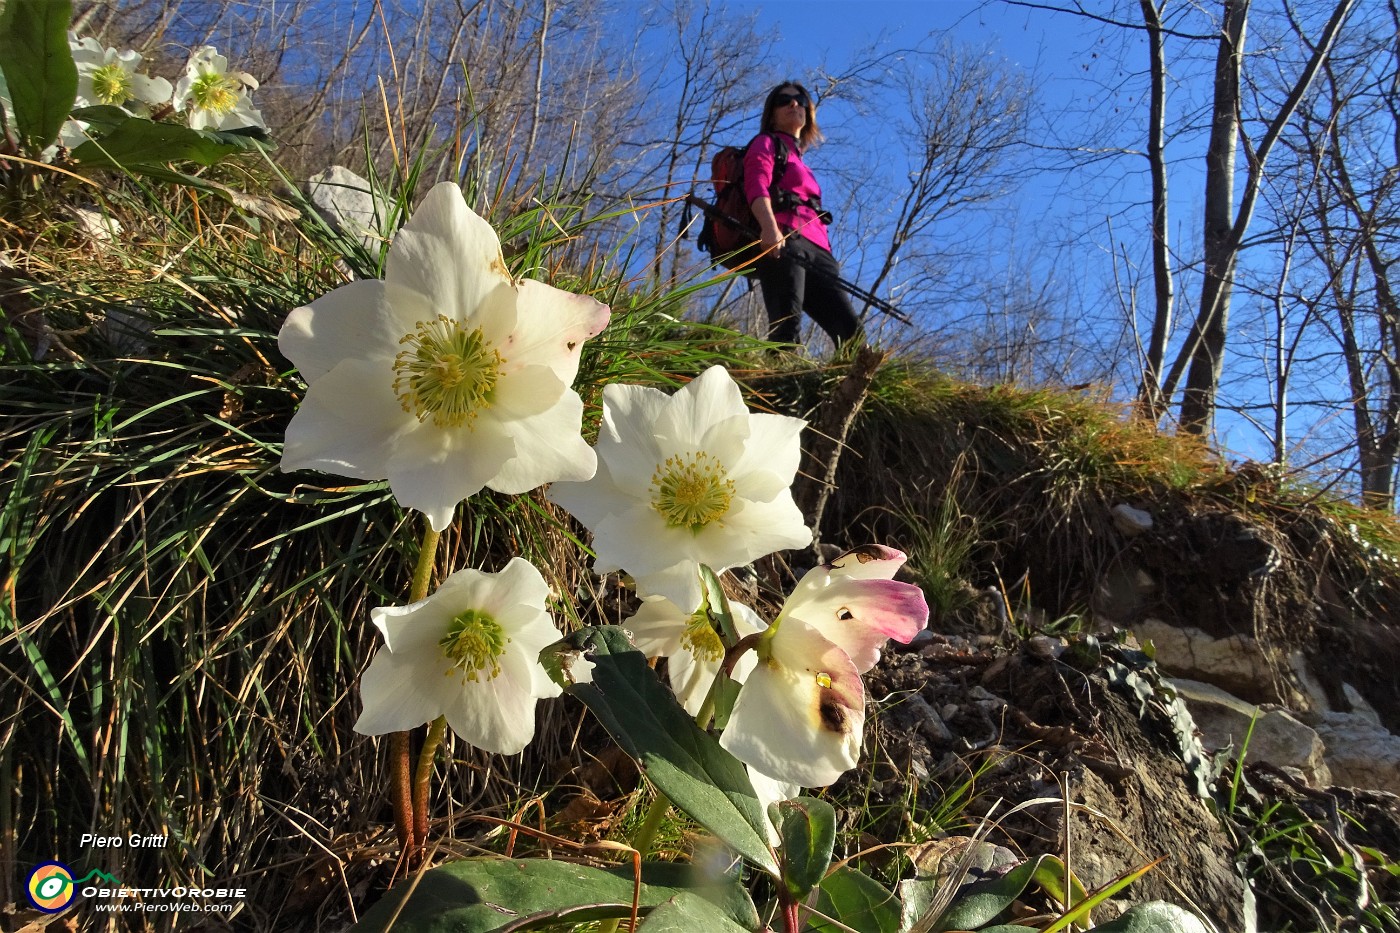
[740,1,1283,462]
[751,0,1082,74]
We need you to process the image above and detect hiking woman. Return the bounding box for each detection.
[745,81,860,348]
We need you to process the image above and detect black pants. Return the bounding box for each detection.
[754,235,859,346]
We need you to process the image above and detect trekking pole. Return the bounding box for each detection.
[684,194,914,327]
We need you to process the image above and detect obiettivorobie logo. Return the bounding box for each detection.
[26,862,107,913]
[25,859,246,916]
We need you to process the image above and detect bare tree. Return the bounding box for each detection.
[852,42,1030,324]
[1264,2,1400,506]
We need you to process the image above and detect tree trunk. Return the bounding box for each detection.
[1135,0,1174,422]
[1179,0,1248,434]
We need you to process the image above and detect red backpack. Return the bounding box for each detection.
[695,133,789,274]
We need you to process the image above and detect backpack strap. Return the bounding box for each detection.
[756,132,828,222]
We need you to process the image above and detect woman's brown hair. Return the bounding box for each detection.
[760,81,823,149]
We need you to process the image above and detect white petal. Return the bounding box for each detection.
[626,596,690,659]
[278,280,424,381]
[747,766,800,845]
[654,366,749,448]
[441,648,541,754]
[693,494,812,571]
[371,599,446,656]
[486,391,598,493]
[491,363,567,421]
[281,357,405,481]
[353,646,444,734]
[594,381,672,493]
[630,559,707,616]
[386,183,514,335]
[386,418,516,532]
[726,412,806,493]
[546,455,637,534]
[131,73,173,106]
[721,624,865,787]
[474,556,552,617]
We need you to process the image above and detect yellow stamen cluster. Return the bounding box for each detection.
[439,608,508,682]
[90,63,133,105]
[392,316,502,428]
[189,71,243,116]
[649,451,735,532]
[680,607,724,662]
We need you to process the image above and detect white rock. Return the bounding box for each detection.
[1312,712,1400,794]
[1136,620,1275,698]
[1111,503,1153,536]
[1171,678,1331,786]
[306,165,389,251]
[71,206,121,244]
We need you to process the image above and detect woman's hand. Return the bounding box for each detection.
[750,196,784,257]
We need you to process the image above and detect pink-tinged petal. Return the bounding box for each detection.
[826,545,909,581]
[502,279,610,383]
[281,358,405,480]
[386,183,514,333]
[279,280,427,380]
[721,622,865,787]
[783,577,928,673]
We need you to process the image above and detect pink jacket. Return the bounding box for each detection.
[743,132,832,253]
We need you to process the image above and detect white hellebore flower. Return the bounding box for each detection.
[172,45,265,131]
[548,365,811,613]
[354,558,562,754]
[626,595,766,716]
[721,545,929,787]
[279,182,610,531]
[70,35,173,111]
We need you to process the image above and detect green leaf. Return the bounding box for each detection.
[699,564,741,646]
[69,104,132,133]
[930,855,1042,932]
[558,626,779,874]
[776,797,836,899]
[352,858,755,933]
[0,0,76,153]
[70,117,272,169]
[898,878,940,932]
[804,865,900,933]
[1088,901,1213,932]
[637,892,755,931]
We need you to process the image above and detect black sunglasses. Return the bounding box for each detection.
[773,92,809,108]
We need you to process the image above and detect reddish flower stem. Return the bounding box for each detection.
[390,522,442,863]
